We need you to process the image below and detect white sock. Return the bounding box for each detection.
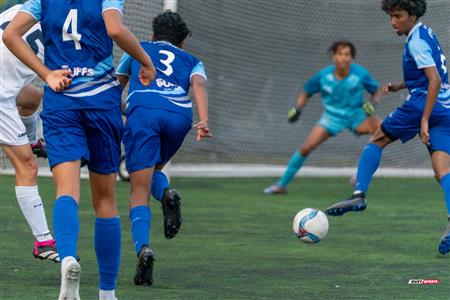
[15,186,53,242]
[20,110,38,144]
[99,289,116,300]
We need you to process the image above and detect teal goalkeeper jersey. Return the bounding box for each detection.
[304,64,379,118]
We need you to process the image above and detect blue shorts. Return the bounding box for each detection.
[381,96,450,154]
[40,107,124,174]
[123,107,192,173]
[317,109,368,136]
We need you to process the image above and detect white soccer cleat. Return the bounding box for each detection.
[58,256,81,300]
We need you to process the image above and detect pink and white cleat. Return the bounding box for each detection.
[33,239,60,262]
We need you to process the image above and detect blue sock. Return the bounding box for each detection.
[130,206,151,255]
[53,196,79,260]
[355,143,383,194]
[94,217,121,291]
[151,170,169,201]
[441,173,450,216]
[278,151,306,188]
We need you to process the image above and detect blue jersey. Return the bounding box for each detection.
[403,22,450,106]
[117,41,207,120]
[21,0,124,111]
[304,64,379,118]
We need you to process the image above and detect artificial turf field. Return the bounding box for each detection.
[0,175,449,299]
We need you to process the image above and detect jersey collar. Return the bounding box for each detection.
[406,22,422,40]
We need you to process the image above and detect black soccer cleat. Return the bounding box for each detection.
[161,188,182,239]
[326,192,367,216]
[134,246,154,286]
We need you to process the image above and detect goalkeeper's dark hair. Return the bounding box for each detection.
[152,10,191,47]
[381,0,427,19]
[328,40,356,58]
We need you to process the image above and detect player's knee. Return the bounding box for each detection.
[16,155,38,182]
[300,146,312,157]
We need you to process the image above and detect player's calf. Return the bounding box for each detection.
[162,189,182,239]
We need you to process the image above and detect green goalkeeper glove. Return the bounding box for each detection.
[363,101,375,116]
[288,107,302,123]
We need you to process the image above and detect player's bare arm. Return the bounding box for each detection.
[420,66,442,145]
[382,82,406,93]
[288,92,311,122]
[117,74,129,89]
[191,74,211,141]
[3,13,71,92]
[103,9,156,85]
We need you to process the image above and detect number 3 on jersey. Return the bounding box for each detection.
[158,50,175,76]
[62,9,82,50]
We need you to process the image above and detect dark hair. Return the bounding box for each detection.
[328,40,356,58]
[381,0,427,18]
[152,10,191,46]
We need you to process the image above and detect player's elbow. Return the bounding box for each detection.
[2,27,15,49]
[106,24,125,40]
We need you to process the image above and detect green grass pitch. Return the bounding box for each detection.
[0,175,449,299]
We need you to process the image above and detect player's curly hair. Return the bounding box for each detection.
[152,10,191,47]
[381,0,427,18]
[328,40,356,58]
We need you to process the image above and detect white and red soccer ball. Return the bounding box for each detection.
[292,208,329,243]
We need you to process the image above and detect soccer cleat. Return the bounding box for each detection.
[326,192,367,216]
[438,219,450,255]
[263,184,287,195]
[31,138,47,158]
[33,239,60,262]
[58,257,81,300]
[161,188,182,239]
[134,246,154,286]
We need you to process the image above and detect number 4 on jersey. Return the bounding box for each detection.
[62,9,82,50]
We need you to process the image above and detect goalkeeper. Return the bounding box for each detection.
[264,40,381,195]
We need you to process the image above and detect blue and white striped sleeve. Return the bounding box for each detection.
[190,61,207,81]
[408,37,436,69]
[20,0,42,21]
[102,0,124,14]
[116,53,132,77]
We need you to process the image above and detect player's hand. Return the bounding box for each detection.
[363,101,375,116]
[194,121,212,141]
[138,64,156,86]
[288,107,302,123]
[420,118,430,145]
[45,70,72,92]
[382,83,400,94]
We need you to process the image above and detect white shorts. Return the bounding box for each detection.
[0,99,28,146]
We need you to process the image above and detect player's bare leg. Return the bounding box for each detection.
[16,84,47,158]
[2,145,59,262]
[431,151,450,254]
[355,116,381,135]
[264,126,330,194]
[129,168,155,286]
[327,128,392,216]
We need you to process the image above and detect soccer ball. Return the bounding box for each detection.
[292,208,329,243]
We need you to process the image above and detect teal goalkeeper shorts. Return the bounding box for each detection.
[317,109,368,136]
